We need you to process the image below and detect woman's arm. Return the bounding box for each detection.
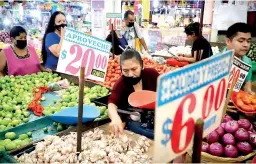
[0,51,6,77]
[48,28,65,57]
[108,103,120,120]
[176,50,203,63]
[40,64,52,72]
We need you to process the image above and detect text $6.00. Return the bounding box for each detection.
[161,78,226,153]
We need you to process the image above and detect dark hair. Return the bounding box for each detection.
[184,22,201,36]
[226,23,252,40]
[9,26,27,38]
[41,11,65,65]
[120,49,143,67]
[124,10,134,20]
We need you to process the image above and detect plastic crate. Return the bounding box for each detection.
[0,151,18,163]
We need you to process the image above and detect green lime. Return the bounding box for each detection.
[4,132,16,140]
[11,120,20,126]
[43,127,48,132]
[27,132,32,137]
[18,134,28,140]
[0,145,5,151]
[5,142,17,151]
[13,139,22,146]
[23,118,29,123]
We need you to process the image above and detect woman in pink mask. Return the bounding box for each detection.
[0,26,46,76]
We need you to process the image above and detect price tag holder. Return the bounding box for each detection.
[57,28,111,82]
[106,13,122,31]
[228,56,251,92]
[154,50,234,162]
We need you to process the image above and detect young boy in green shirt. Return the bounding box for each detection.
[226,23,254,95]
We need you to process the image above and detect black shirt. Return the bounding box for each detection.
[106,31,128,55]
[192,36,213,61]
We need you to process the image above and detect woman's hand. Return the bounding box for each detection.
[109,115,124,138]
[40,64,52,72]
[175,56,184,61]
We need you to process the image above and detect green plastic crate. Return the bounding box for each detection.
[0,151,18,163]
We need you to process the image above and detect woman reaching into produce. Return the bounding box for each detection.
[0,26,46,76]
[225,23,254,95]
[107,49,159,137]
[41,11,66,71]
[175,22,213,63]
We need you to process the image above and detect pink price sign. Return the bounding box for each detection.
[154,50,234,162]
[106,13,122,31]
[57,28,111,82]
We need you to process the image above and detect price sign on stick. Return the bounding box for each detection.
[106,13,122,31]
[227,56,251,92]
[154,50,234,162]
[57,28,111,82]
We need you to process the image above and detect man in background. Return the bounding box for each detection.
[122,10,150,53]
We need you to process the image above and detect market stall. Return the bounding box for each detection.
[0,1,256,163]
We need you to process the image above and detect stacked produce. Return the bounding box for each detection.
[0,131,33,151]
[16,128,152,163]
[0,72,61,131]
[154,46,220,57]
[203,115,256,158]
[232,91,256,112]
[99,57,168,88]
[43,85,109,120]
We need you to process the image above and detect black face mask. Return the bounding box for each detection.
[127,22,134,27]
[15,40,27,49]
[55,23,67,31]
[123,75,142,85]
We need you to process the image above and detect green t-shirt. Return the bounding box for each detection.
[222,48,252,82]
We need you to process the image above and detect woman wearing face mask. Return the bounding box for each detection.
[41,11,67,71]
[108,49,159,137]
[105,22,128,56]
[0,26,43,76]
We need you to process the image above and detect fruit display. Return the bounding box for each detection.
[232,90,256,113]
[0,132,33,151]
[203,115,256,158]
[0,72,61,132]
[96,56,168,88]
[16,127,152,163]
[43,85,109,120]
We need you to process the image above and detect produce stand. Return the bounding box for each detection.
[0,72,112,153]
[12,123,153,163]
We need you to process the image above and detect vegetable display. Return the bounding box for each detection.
[43,85,109,120]
[0,131,33,151]
[96,57,169,88]
[0,72,61,131]
[16,128,152,163]
[204,116,255,158]
[232,91,256,113]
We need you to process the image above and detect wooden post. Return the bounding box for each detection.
[77,67,85,154]
[222,78,237,120]
[192,118,204,163]
[111,24,115,59]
